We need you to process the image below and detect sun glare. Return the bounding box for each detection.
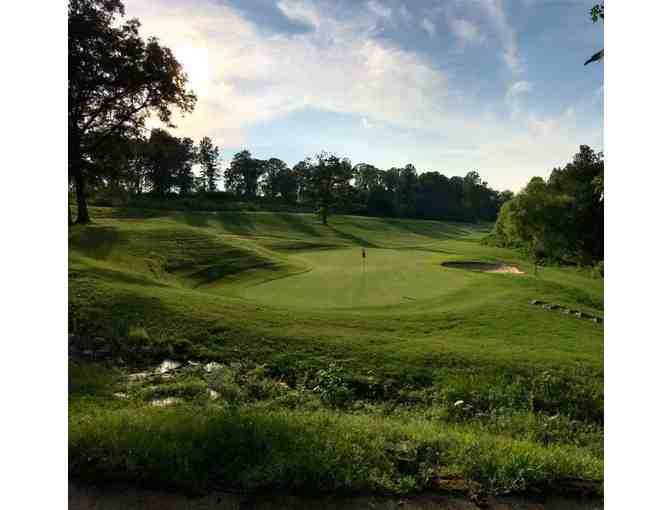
[174,42,213,97]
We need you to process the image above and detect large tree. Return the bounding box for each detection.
[225,150,266,198]
[262,158,298,202]
[303,152,353,225]
[143,129,196,196]
[492,145,603,263]
[68,0,196,223]
[197,137,221,192]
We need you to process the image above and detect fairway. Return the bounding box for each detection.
[241,247,478,308]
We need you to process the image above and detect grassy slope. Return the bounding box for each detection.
[69,207,603,495]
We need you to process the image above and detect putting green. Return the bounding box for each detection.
[240,247,489,309]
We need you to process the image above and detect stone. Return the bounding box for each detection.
[208,389,220,400]
[113,392,128,399]
[529,300,540,305]
[150,397,182,407]
[204,361,224,373]
[156,360,181,374]
[454,400,465,407]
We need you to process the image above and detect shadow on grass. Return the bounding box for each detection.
[275,212,321,237]
[378,217,474,240]
[326,225,378,247]
[69,226,126,260]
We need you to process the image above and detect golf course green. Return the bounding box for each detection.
[69,207,604,498]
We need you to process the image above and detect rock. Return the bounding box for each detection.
[156,360,181,374]
[575,312,584,319]
[187,360,201,367]
[562,308,572,314]
[113,392,128,399]
[529,299,540,305]
[128,371,150,381]
[150,397,182,407]
[208,389,220,400]
[454,400,465,407]
[204,361,223,373]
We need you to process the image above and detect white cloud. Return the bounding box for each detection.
[449,18,483,44]
[506,80,532,98]
[367,0,392,21]
[121,0,601,191]
[421,18,436,37]
[124,0,452,142]
[476,0,522,73]
[277,0,321,28]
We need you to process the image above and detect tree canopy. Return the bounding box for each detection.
[68,0,196,223]
[491,145,604,264]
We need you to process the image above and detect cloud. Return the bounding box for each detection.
[449,18,484,44]
[121,0,601,191]
[475,0,522,73]
[506,80,532,98]
[421,18,436,37]
[277,0,321,28]
[124,0,452,141]
[367,0,392,21]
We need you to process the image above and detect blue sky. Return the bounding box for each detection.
[126,0,603,191]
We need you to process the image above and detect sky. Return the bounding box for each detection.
[124,0,603,192]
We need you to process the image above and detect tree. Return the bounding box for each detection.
[174,137,197,194]
[353,163,382,192]
[398,164,419,216]
[197,137,221,192]
[261,158,289,198]
[491,145,604,264]
[225,150,266,198]
[262,159,298,202]
[69,0,196,223]
[584,4,604,65]
[303,152,353,225]
[143,129,196,195]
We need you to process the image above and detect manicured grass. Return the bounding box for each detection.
[68,207,603,496]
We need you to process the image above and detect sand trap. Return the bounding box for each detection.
[441,261,525,274]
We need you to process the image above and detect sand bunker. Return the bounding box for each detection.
[441,261,525,274]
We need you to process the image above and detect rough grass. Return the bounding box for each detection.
[68,207,603,496]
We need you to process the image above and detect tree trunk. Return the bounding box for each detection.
[73,161,91,224]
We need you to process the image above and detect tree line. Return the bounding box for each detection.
[489,145,604,265]
[86,128,514,224]
[69,0,513,226]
